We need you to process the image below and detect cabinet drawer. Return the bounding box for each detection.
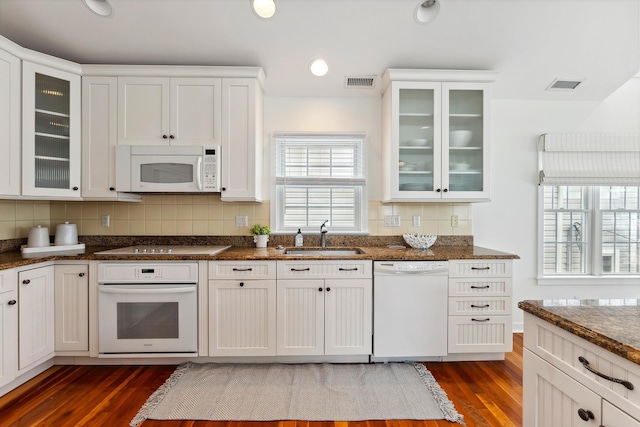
[449,260,512,277]
[448,315,512,353]
[276,260,372,279]
[448,277,512,297]
[524,313,640,420]
[209,261,276,280]
[448,297,511,315]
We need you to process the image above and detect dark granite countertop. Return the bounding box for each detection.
[0,243,518,271]
[519,299,640,365]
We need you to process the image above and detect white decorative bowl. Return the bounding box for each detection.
[403,233,437,249]
[449,130,473,147]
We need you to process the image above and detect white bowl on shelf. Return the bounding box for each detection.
[449,130,473,147]
[450,162,471,171]
[403,234,437,249]
[408,139,428,146]
[399,164,416,171]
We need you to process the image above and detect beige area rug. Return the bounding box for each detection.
[130,362,465,426]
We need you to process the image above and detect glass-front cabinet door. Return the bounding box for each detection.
[384,79,490,201]
[387,81,443,200]
[22,62,81,198]
[442,82,489,199]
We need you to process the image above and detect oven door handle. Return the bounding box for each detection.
[99,286,196,294]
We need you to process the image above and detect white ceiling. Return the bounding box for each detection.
[0,0,638,100]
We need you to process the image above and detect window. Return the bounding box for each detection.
[274,133,366,233]
[539,185,640,283]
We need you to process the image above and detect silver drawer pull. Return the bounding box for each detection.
[291,268,311,272]
[470,304,490,308]
[471,318,490,322]
[338,268,358,271]
[232,268,252,271]
[578,356,634,390]
[471,267,491,270]
[470,285,490,289]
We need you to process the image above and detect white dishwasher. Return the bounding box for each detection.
[373,261,448,361]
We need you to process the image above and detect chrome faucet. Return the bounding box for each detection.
[320,220,329,247]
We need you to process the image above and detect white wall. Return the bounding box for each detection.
[263,96,382,199]
[475,78,640,331]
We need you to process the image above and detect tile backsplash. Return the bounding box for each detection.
[0,195,472,239]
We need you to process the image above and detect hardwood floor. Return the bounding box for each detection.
[0,334,522,427]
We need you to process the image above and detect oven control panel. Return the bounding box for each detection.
[98,262,199,283]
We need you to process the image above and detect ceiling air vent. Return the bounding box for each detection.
[345,75,377,89]
[547,78,583,91]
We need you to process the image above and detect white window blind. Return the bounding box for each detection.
[539,133,640,185]
[274,133,366,233]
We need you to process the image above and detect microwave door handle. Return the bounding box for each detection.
[99,287,196,294]
[196,157,203,191]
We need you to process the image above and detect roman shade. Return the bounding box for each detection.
[538,133,640,185]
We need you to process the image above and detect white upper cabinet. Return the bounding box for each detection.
[81,76,140,201]
[220,78,263,202]
[118,76,221,147]
[0,48,21,197]
[22,61,81,198]
[381,70,496,202]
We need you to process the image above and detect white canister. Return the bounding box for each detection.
[27,225,50,248]
[54,222,78,246]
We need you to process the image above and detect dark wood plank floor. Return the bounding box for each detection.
[0,334,522,427]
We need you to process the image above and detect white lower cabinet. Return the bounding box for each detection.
[523,313,640,427]
[603,400,640,427]
[276,261,372,356]
[524,349,602,426]
[54,264,89,353]
[447,259,513,353]
[0,269,18,389]
[208,261,276,356]
[18,265,55,370]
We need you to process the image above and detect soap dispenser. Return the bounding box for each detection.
[295,229,304,247]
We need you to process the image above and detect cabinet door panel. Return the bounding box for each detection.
[171,78,221,146]
[441,82,490,199]
[208,280,276,356]
[602,400,640,427]
[524,349,601,427]
[0,290,18,389]
[0,48,20,196]
[22,62,81,197]
[82,76,118,198]
[277,279,324,356]
[118,77,169,145]
[324,279,372,355]
[54,265,89,352]
[221,78,262,201]
[18,266,55,369]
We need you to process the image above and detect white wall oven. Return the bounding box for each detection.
[98,262,198,356]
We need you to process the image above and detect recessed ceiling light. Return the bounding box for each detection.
[252,0,276,19]
[414,0,440,24]
[82,0,113,17]
[310,59,329,77]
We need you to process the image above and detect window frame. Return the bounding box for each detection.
[270,132,368,235]
[538,185,640,285]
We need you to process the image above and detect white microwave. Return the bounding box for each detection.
[116,145,221,193]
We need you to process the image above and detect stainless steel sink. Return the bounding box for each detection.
[283,247,364,256]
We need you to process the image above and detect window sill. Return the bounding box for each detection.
[537,276,640,286]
